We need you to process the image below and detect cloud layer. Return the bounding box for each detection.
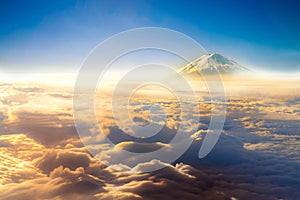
[0,80,299,199]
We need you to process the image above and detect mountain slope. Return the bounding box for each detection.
[178,53,250,75]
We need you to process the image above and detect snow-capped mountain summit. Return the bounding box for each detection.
[178,53,250,75]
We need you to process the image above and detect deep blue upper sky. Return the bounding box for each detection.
[0,0,299,73]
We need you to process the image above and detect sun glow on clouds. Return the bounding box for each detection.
[0,134,45,185]
[0,73,299,199]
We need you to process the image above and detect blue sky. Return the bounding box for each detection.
[0,0,299,73]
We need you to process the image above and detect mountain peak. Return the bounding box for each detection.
[208,52,218,56]
[179,53,250,75]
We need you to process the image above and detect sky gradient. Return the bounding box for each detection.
[0,0,299,73]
